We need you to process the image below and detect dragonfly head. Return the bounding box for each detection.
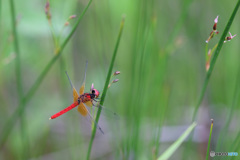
[92,89,100,98]
[90,83,100,98]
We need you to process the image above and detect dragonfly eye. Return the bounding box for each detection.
[93,89,100,98]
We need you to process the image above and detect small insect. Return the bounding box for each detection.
[49,61,104,134]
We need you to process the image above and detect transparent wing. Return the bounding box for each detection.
[88,102,119,120]
[65,71,79,102]
[79,61,88,95]
[78,102,104,134]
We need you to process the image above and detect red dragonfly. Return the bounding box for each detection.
[49,62,104,134]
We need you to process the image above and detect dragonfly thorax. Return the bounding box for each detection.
[78,93,96,103]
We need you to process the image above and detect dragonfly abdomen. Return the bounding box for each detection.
[49,101,79,119]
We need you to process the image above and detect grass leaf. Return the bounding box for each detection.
[157,122,197,160]
[206,119,214,160]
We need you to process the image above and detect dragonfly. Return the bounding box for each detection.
[49,61,104,134]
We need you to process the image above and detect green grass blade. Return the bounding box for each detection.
[157,122,197,160]
[0,0,93,149]
[86,16,125,160]
[206,119,214,160]
[9,0,29,158]
[191,0,240,122]
[9,0,22,99]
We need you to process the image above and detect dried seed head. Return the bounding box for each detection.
[45,1,51,21]
[113,79,119,83]
[108,79,119,88]
[45,1,50,14]
[213,23,217,31]
[213,16,218,30]
[206,16,220,43]
[214,16,219,24]
[69,15,77,19]
[114,71,120,76]
[64,21,69,26]
[224,32,236,43]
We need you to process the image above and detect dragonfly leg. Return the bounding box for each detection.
[93,99,100,102]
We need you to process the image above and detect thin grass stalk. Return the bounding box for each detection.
[19,115,29,159]
[9,0,29,158]
[205,43,209,61]
[215,61,240,151]
[206,119,214,160]
[0,0,93,148]
[126,1,155,156]
[86,17,125,160]
[191,0,240,122]
[157,122,197,160]
[131,21,151,158]
[9,0,22,101]
[124,0,143,157]
[154,89,170,158]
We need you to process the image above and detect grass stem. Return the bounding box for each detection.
[157,122,197,160]
[86,16,125,160]
[206,119,214,160]
[9,0,29,159]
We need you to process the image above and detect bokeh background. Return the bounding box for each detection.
[0,0,240,159]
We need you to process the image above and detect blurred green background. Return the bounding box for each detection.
[0,0,240,159]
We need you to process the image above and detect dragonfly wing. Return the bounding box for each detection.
[65,71,79,102]
[79,61,88,95]
[79,82,85,95]
[78,102,104,134]
[77,102,88,116]
[85,101,93,107]
[92,103,119,120]
[73,88,78,102]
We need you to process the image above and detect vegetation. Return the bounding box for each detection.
[0,0,240,159]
